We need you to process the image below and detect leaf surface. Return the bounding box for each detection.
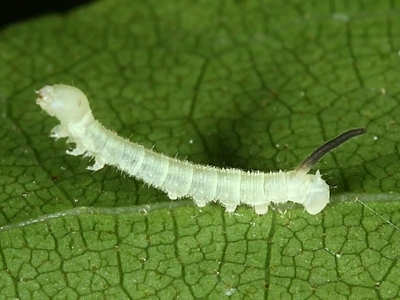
[0,0,400,298]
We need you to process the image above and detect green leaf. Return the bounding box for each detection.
[1,0,400,298]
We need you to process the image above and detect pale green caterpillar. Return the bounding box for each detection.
[36,84,366,215]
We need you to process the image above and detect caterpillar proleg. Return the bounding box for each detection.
[36,84,366,215]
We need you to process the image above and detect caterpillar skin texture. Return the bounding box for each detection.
[36,84,331,215]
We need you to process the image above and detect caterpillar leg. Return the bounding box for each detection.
[193,197,208,207]
[66,145,86,156]
[254,203,269,215]
[167,193,178,200]
[224,204,237,213]
[87,158,105,171]
[50,125,69,139]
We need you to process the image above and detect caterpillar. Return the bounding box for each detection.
[36,84,366,215]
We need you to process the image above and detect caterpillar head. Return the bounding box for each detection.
[36,84,94,125]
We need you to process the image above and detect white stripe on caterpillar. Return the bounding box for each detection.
[36,84,366,215]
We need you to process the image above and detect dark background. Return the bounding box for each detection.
[0,0,93,29]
